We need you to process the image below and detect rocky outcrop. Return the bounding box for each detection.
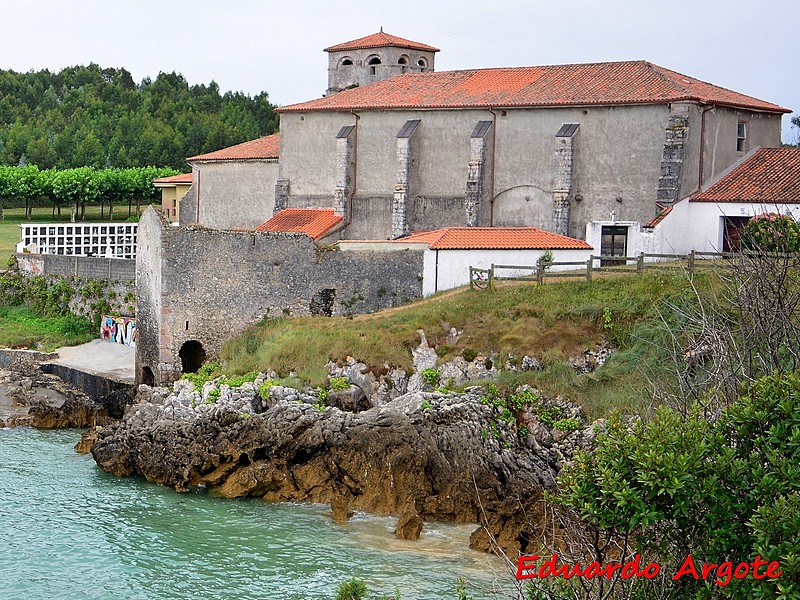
[92,378,596,556]
[1,367,112,429]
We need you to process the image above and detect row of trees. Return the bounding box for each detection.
[0,165,178,219]
[0,65,278,170]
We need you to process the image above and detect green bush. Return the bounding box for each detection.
[741,213,800,252]
[334,578,368,600]
[420,368,439,386]
[329,376,350,391]
[258,379,279,401]
[554,371,800,599]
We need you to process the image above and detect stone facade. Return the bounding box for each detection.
[16,253,136,281]
[136,209,425,385]
[656,106,690,211]
[326,45,436,96]
[183,160,279,230]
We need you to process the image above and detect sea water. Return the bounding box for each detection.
[0,428,516,600]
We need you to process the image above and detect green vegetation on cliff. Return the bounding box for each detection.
[223,271,713,417]
[0,268,95,350]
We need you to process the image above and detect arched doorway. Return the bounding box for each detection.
[179,340,206,374]
[140,366,155,386]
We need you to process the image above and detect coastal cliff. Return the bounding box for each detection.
[92,376,596,556]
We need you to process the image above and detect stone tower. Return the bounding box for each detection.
[324,30,439,96]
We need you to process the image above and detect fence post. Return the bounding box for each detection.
[469,267,475,290]
[637,253,644,272]
[489,264,495,291]
[587,255,593,281]
[537,262,544,284]
[688,250,695,274]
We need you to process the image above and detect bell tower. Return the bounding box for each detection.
[324,29,439,95]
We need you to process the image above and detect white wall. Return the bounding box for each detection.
[638,201,800,255]
[422,247,594,296]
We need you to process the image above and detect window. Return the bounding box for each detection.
[737,122,747,152]
[368,56,381,75]
[417,57,427,72]
[398,55,409,74]
[340,58,353,66]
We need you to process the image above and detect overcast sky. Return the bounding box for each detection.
[1,0,797,142]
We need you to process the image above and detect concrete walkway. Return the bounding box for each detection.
[47,339,135,384]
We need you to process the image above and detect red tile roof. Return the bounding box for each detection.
[279,61,789,114]
[643,206,673,228]
[324,31,439,53]
[153,173,192,185]
[400,227,592,250]
[188,133,280,162]
[691,148,800,204]
[255,208,343,240]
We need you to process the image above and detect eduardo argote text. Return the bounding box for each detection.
[517,553,782,587]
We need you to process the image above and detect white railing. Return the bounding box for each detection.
[17,223,138,259]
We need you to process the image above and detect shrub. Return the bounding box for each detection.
[258,379,279,401]
[420,368,439,386]
[335,578,368,600]
[741,213,800,253]
[461,348,478,362]
[329,376,350,391]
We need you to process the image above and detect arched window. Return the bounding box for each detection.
[417,58,427,72]
[398,55,409,74]
[340,57,353,67]
[367,55,382,75]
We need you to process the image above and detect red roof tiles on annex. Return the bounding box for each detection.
[188,133,280,162]
[324,31,439,53]
[400,227,592,250]
[691,148,800,204]
[152,173,192,184]
[255,208,343,240]
[278,61,789,114]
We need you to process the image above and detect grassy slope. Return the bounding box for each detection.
[222,270,710,418]
[0,305,95,351]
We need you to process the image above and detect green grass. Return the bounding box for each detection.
[222,271,712,417]
[0,204,152,262]
[0,305,95,351]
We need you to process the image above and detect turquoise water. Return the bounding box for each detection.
[0,428,514,600]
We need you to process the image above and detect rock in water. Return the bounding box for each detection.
[92,384,565,556]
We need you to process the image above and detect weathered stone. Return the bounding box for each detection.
[395,503,423,540]
[91,383,571,557]
[521,355,543,372]
[331,494,354,524]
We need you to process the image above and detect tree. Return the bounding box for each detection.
[549,372,800,600]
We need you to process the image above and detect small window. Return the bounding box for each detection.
[340,58,353,66]
[398,55,409,74]
[417,58,427,72]
[368,56,381,76]
[737,122,747,152]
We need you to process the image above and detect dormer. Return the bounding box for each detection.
[324,30,439,95]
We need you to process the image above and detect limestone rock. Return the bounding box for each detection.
[395,505,423,540]
[91,383,565,557]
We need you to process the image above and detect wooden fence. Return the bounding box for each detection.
[470,250,733,290]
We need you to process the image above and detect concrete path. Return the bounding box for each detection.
[47,339,135,384]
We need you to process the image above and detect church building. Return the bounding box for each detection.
[267,31,788,256]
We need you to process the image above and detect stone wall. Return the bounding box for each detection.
[16,253,136,281]
[137,209,425,385]
[14,253,136,321]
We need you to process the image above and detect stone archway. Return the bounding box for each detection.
[140,366,155,386]
[179,340,206,374]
